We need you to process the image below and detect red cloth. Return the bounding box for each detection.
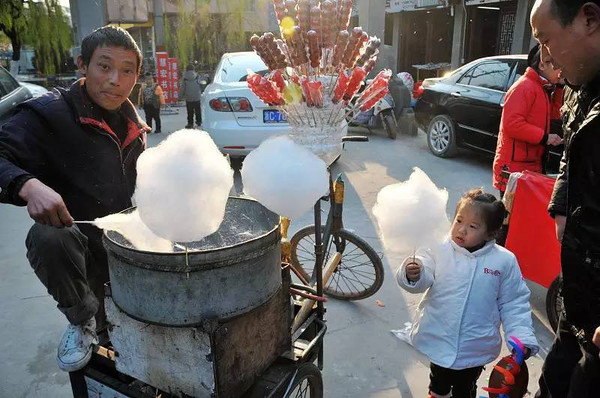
[551,85,564,120]
[505,171,561,288]
[493,68,553,191]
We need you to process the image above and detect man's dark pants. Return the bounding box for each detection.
[186,101,201,126]
[536,244,600,398]
[143,105,161,132]
[25,223,105,326]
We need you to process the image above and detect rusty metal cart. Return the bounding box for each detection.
[69,197,328,398]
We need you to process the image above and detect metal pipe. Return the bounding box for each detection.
[313,198,324,370]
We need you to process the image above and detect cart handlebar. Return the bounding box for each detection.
[342,136,369,142]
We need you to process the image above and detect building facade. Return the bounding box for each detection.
[68,0,276,74]
[374,0,535,79]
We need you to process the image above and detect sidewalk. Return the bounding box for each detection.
[137,104,190,139]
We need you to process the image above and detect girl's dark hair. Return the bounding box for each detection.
[527,44,541,71]
[455,188,506,234]
[81,26,143,75]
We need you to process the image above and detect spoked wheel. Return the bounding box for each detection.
[290,226,384,300]
[284,363,323,398]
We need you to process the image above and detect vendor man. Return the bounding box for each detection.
[530,0,600,396]
[0,26,148,372]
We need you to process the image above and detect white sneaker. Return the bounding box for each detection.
[57,318,98,372]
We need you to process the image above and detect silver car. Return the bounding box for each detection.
[0,66,33,127]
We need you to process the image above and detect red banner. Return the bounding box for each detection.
[505,171,561,288]
[168,58,179,104]
[156,51,170,103]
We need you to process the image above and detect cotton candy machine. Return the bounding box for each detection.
[98,197,294,397]
[104,196,282,326]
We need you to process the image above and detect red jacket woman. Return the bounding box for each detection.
[493,46,563,192]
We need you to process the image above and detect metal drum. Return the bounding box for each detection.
[103,197,281,326]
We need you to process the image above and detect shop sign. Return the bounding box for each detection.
[465,0,509,5]
[386,0,417,12]
[156,52,171,103]
[168,58,179,104]
[415,0,447,8]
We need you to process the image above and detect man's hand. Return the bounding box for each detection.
[555,215,566,242]
[406,259,422,282]
[547,134,563,146]
[19,178,74,228]
[593,326,600,349]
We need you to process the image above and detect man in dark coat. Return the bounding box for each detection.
[0,26,148,372]
[179,64,203,128]
[531,0,600,396]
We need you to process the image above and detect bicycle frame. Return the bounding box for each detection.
[311,172,345,284]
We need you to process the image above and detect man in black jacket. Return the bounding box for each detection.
[531,0,600,396]
[0,26,148,372]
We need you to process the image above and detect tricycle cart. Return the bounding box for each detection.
[69,196,332,398]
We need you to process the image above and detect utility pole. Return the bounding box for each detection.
[153,0,165,50]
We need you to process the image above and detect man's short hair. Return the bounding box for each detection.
[81,26,143,74]
[551,0,600,26]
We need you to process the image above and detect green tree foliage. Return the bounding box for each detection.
[0,0,72,75]
[25,0,73,75]
[164,0,267,71]
[0,0,26,62]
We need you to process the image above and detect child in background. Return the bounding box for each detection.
[396,188,538,398]
[138,73,165,134]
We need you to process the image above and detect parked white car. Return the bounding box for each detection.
[201,52,291,157]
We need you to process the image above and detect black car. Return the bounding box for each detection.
[415,55,562,171]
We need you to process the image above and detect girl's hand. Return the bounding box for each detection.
[406,259,422,282]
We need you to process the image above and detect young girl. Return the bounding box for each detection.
[397,189,538,398]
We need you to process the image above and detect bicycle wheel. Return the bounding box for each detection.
[281,362,323,398]
[290,226,384,300]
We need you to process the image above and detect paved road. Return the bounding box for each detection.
[0,111,555,397]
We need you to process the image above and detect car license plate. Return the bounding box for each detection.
[263,109,287,123]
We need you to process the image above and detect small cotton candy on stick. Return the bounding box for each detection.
[372,168,450,256]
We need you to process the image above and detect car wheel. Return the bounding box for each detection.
[427,114,457,158]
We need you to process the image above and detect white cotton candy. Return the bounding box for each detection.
[94,210,173,252]
[134,129,234,242]
[372,168,449,255]
[241,136,329,220]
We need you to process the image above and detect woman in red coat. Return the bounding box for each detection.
[493,44,563,194]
